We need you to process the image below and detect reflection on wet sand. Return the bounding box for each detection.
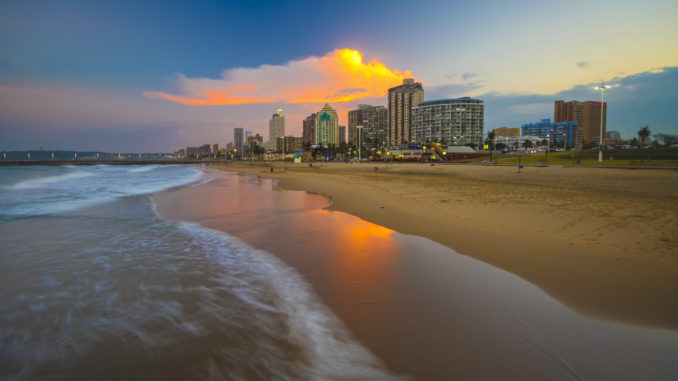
[153,169,678,380]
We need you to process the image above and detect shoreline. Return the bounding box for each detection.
[212,161,678,330]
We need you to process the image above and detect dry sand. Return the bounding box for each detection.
[214,161,678,329]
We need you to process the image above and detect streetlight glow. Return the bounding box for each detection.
[595,81,610,163]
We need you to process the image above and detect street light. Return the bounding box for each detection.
[594,81,611,163]
[357,125,363,162]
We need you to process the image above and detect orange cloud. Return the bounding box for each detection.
[143,49,413,105]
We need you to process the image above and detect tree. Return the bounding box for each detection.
[637,125,651,146]
[487,131,495,150]
[524,140,533,149]
[495,142,507,151]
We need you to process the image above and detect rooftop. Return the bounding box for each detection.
[418,97,483,106]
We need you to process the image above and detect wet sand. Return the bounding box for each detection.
[214,162,678,330]
[153,169,678,380]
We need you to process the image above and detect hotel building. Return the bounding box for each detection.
[233,128,244,154]
[411,97,485,147]
[387,79,424,146]
[348,104,388,147]
[554,100,606,146]
[266,109,285,151]
[302,113,316,145]
[521,119,578,149]
[314,104,339,146]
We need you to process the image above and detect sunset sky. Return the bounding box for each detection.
[2,0,677,151]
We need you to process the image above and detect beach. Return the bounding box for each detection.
[213,162,678,329]
[151,166,678,380]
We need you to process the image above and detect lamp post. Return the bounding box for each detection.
[357,125,363,162]
[595,81,611,163]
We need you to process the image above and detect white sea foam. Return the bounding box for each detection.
[190,177,214,187]
[127,165,159,173]
[12,171,95,189]
[176,222,404,380]
[1,165,204,217]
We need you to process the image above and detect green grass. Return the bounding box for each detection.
[468,148,678,166]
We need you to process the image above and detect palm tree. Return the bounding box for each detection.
[637,125,651,146]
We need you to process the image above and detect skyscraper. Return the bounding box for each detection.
[339,126,346,144]
[314,104,339,146]
[269,109,285,143]
[387,78,424,146]
[348,104,388,148]
[554,100,607,146]
[411,98,484,147]
[233,128,243,154]
[302,113,316,145]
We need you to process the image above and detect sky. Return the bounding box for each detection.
[1,0,677,152]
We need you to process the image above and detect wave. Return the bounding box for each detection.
[127,165,159,173]
[1,166,204,217]
[12,171,95,189]
[190,177,214,187]
[176,222,404,380]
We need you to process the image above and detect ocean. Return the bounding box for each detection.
[0,165,399,380]
[2,164,678,380]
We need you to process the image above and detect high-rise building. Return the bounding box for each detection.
[387,78,424,146]
[411,98,485,147]
[302,113,316,145]
[268,109,285,150]
[314,104,339,146]
[233,128,244,154]
[521,119,578,149]
[339,126,346,144]
[554,100,606,146]
[277,136,302,153]
[348,104,388,148]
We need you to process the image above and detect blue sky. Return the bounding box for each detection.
[1,0,677,151]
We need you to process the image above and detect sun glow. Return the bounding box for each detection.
[144,49,414,106]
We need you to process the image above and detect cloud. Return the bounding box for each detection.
[462,72,479,81]
[480,66,678,137]
[425,81,484,100]
[576,61,592,69]
[507,102,553,114]
[143,49,413,106]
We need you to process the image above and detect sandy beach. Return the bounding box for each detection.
[213,161,678,329]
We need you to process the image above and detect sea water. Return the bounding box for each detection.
[0,165,399,380]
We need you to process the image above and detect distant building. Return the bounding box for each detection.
[186,144,211,158]
[348,104,388,148]
[412,97,485,147]
[606,130,621,139]
[388,78,424,146]
[495,135,542,150]
[554,100,607,146]
[212,144,219,154]
[339,125,346,144]
[521,119,577,149]
[492,126,520,137]
[267,109,285,150]
[247,133,263,152]
[234,128,244,154]
[315,104,339,146]
[278,136,302,153]
[302,113,316,145]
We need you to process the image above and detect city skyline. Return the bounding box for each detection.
[2,0,677,151]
